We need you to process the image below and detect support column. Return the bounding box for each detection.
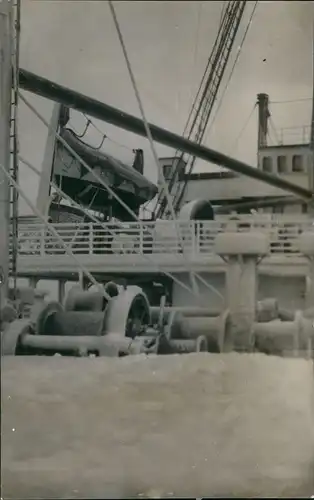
[78,271,89,291]
[299,232,314,311]
[215,232,269,351]
[257,93,270,149]
[58,280,66,303]
[0,1,13,307]
[36,103,61,217]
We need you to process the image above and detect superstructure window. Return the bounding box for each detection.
[262,156,272,173]
[273,205,284,214]
[292,155,303,172]
[277,155,287,174]
[163,165,172,180]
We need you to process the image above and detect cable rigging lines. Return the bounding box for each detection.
[228,102,257,155]
[10,0,312,306]
[10,0,227,302]
[8,0,264,303]
[205,1,258,139]
[108,0,224,298]
[270,97,312,105]
[267,96,312,147]
[80,113,134,153]
[186,2,203,114]
[1,161,113,301]
[153,0,248,220]
[62,109,134,154]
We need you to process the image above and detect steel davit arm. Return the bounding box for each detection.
[19,68,313,201]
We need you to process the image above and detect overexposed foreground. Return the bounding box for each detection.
[1,353,314,498]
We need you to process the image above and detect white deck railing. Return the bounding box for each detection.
[13,216,313,258]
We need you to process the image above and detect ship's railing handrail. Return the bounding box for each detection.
[268,124,311,146]
[13,216,313,258]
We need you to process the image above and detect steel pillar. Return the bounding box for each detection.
[0,1,13,306]
[257,93,269,149]
[58,280,66,303]
[36,103,61,216]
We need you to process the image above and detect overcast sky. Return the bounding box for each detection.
[18,0,314,214]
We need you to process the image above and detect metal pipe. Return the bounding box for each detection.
[19,68,314,201]
[216,195,304,214]
[20,334,100,351]
[21,333,133,356]
[150,306,221,323]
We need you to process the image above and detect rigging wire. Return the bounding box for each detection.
[75,118,91,138]
[108,1,179,225]
[20,94,151,226]
[186,1,203,113]
[228,102,257,155]
[20,156,131,253]
[19,93,223,301]
[0,161,112,301]
[68,188,99,250]
[142,0,233,216]
[219,1,227,25]
[268,101,281,145]
[109,1,224,300]
[268,115,280,146]
[153,1,248,217]
[270,97,312,105]
[205,1,258,140]
[62,109,134,155]
[82,113,134,152]
[108,0,202,298]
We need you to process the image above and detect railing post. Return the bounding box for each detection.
[194,221,198,255]
[180,220,185,254]
[89,222,93,254]
[40,226,45,256]
[78,270,84,288]
[139,222,143,254]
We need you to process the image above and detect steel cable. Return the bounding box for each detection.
[0,161,112,301]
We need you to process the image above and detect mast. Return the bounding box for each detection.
[310,22,314,194]
[0,0,13,305]
[257,93,269,149]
